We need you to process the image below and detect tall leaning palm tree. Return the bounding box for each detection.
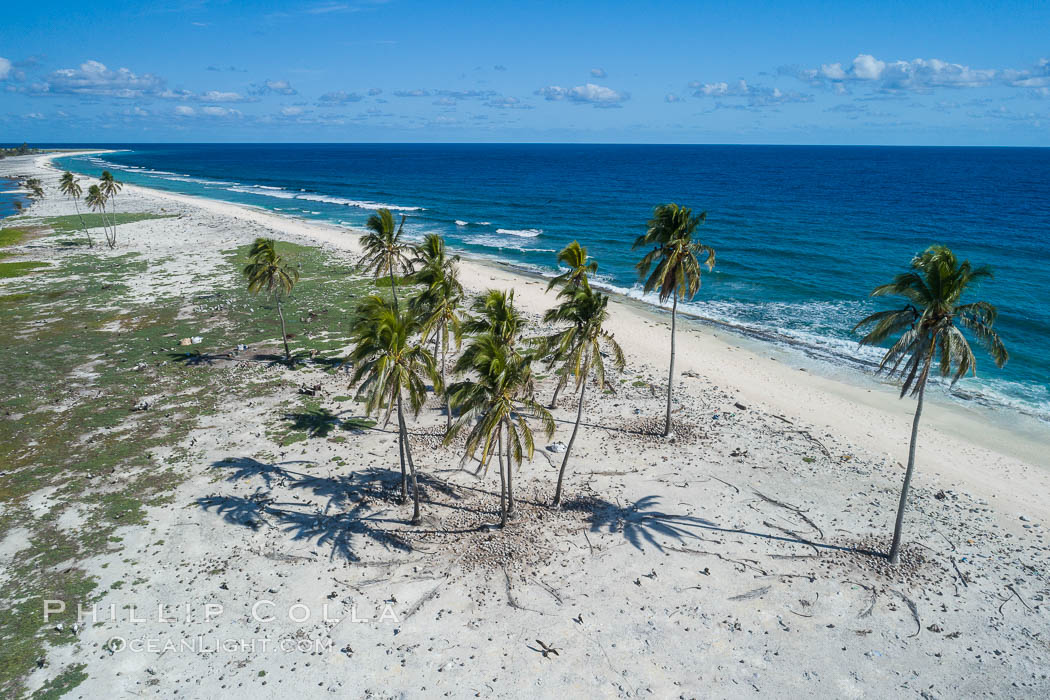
[358,208,415,309]
[243,238,300,362]
[542,285,625,506]
[59,171,92,248]
[99,170,122,241]
[349,296,437,522]
[854,245,1007,565]
[446,333,554,527]
[546,241,597,408]
[84,185,115,249]
[632,203,716,437]
[408,234,464,430]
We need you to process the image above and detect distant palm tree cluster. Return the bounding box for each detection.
[0,142,38,159]
[53,170,124,248]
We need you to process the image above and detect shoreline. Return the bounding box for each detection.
[43,150,1048,429]
[29,153,1046,479]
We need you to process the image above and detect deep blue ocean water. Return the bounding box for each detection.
[51,144,1050,422]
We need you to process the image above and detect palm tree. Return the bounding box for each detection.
[24,177,44,200]
[99,170,122,239]
[243,238,300,362]
[446,333,554,527]
[546,241,597,407]
[541,285,625,506]
[349,295,437,522]
[59,171,92,248]
[461,289,525,348]
[546,240,597,292]
[632,203,716,437]
[358,208,415,309]
[408,234,464,430]
[854,245,1007,564]
[84,185,115,249]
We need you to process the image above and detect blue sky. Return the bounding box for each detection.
[2,0,1049,144]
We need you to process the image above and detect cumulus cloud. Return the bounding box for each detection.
[250,79,297,96]
[175,105,195,116]
[435,89,497,100]
[590,68,607,78]
[795,54,998,93]
[157,88,255,103]
[317,90,363,104]
[535,83,629,107]
[689,79,811,107]
[393,88,430,97]
[32,60,165,98]
[0,57,11,80]
[280,106,307,116]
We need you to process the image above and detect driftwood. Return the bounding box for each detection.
[846,580,878,618]
[729,586,771,601]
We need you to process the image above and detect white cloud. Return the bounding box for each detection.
[250,79,297,96]
[590,68,607,78]
[665,93,683,103]
[281,106,306,116]
[394,88,430,97]
[690,79,811,107]
[798,54,1000,93]
[0,57,11,80]
[201,106,240,117]
[485,96,531,109]
[175,105,195,116]
[200,90,251,103]
[34,60,165,98]
[536,83,629,107]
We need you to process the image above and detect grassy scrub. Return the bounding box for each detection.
[0,226,372,696]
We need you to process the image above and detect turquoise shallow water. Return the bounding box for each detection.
[51,144,1050,422]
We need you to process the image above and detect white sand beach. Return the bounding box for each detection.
[2,152,1049,698]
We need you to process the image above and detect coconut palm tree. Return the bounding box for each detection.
[358,208,415,309]
[546,240,597,292]
[24,177,44,200]
[349,295,437,522]
[541,285,625,506]
[59,171,92,248]
[84,185,115,249]
[99,170,122,238]
[546,241,598,408]
[243,238,300,362]
[461,289,524,348]
[632,203,716,437]
[854,245,1007,564]
[408,234,464,430]
[446,332,554,527]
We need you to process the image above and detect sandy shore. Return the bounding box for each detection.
[3,152,1049,698]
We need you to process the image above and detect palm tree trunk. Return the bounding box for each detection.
[397,395,421,524]
[549,376,564,409]
[889,379,925,564]
[664,295,678,437]
[396,428,408,503]
[553,360,588,507]
[497,428,507,528]
[277,297,290,362]
[441,327,451,432]
[505,418,515,518]
[388,266,399,309]
[72,198,91,248]
[102,203,115,248]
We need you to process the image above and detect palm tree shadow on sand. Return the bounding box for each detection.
[197,457,413,561]
[568,493,883,558]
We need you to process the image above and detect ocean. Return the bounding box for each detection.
[50,144,1050,422]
